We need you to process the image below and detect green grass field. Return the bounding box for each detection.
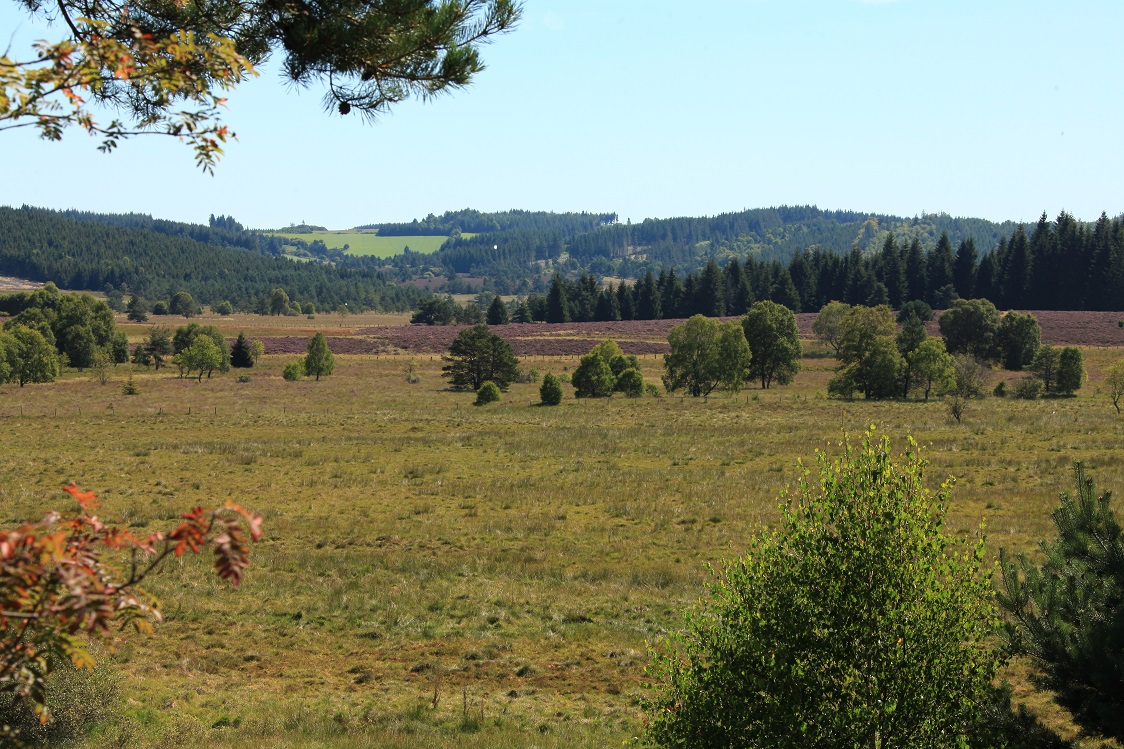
[3,332,1122,747]
[269,232,472,258]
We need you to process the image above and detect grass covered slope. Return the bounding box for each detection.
[2,342,1122,747]
[269,232,460,257]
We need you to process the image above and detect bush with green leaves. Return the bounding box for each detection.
[572,339,640,398]
[1013,377,1044,400]
[938,298,1001,360]
[539,373,563,406]
[997,311,1041,371]
[121,376,139,395]
[615,368,644,398]
[643,430,999,749]
[1056,347,1085,395]
[999,463,1124,743]
[474,381,501,406]
[282,359,305,381]
[663,315,751,398]
[827,305,901,400]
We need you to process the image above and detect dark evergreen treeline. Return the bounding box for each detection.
[0,206,426,311]
[516,211,1124,322]
[383,205,1030,295]
[57,208,289,256]
[364,208,618,237]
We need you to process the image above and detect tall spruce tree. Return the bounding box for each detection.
[953,237,978,300]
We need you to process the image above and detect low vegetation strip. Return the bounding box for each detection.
[254,311,1124,357]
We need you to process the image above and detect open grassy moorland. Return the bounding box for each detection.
[268,232,465,257]
[3,317,1124,748]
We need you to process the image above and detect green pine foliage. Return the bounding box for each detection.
[539,373,563,406]
[643,430,999,749]
[998,463,1124,742]
[441,325,519,392]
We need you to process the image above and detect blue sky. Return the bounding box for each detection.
[3,1,1122,230]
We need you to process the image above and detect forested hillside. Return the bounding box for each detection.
[381,206,1032,294]
[0,207,424,311]
[466,211,1124,324]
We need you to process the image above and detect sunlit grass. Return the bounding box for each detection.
[3,344,1122,747]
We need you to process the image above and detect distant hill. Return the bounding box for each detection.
[0,206,425,311]
[378,206,1034,294]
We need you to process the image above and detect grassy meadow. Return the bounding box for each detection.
[268,232,467,258]
[3,321,1124,747]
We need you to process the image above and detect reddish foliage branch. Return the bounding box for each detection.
[0,483,262,721]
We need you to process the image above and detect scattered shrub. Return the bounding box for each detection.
[237,374,252,384]
[121,376,139,395]
[1013,377,1044,400]
[475,381,501,406]
[616,367,644,398]
[283,359,305,381]
[540,373,563,406]
[645,382,662,398]
[404,360,421,384]
[992,381,1007,398]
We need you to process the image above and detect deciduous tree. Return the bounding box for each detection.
[662,315,750,398]
[811,301,850,355]
[1106,359,1124,414]
[828,305,901,399]
[0,484,261,727]
[1056,347,1085,396]
[909,338,955,401]
[643,430,999,749]
[741,300,801,389]
[303,332,335,381]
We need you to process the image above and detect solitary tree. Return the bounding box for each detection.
[938,298,1001,360]
[230,332,254,368]
[663,315,751,398]
[144,326,174,370]
[2,326,61,386]
[572,340,640,398]
[909,338,956,401]
[741,300,801,389]
[811,301,851,355]
[827,305,901,399]
[303,333,335,381]
[125,295,148,322]
[169,291,198,318]
[998,463,1124,743]
[442,324,519,391]
[539,373,563,406]
[176,335,222,381]
[1056,347,1085,395]
[1032,346,1061,394]
[1106,359,1124,414]
[997,311,1041,371]
[644,430,999,749]
[269,288,291,317]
